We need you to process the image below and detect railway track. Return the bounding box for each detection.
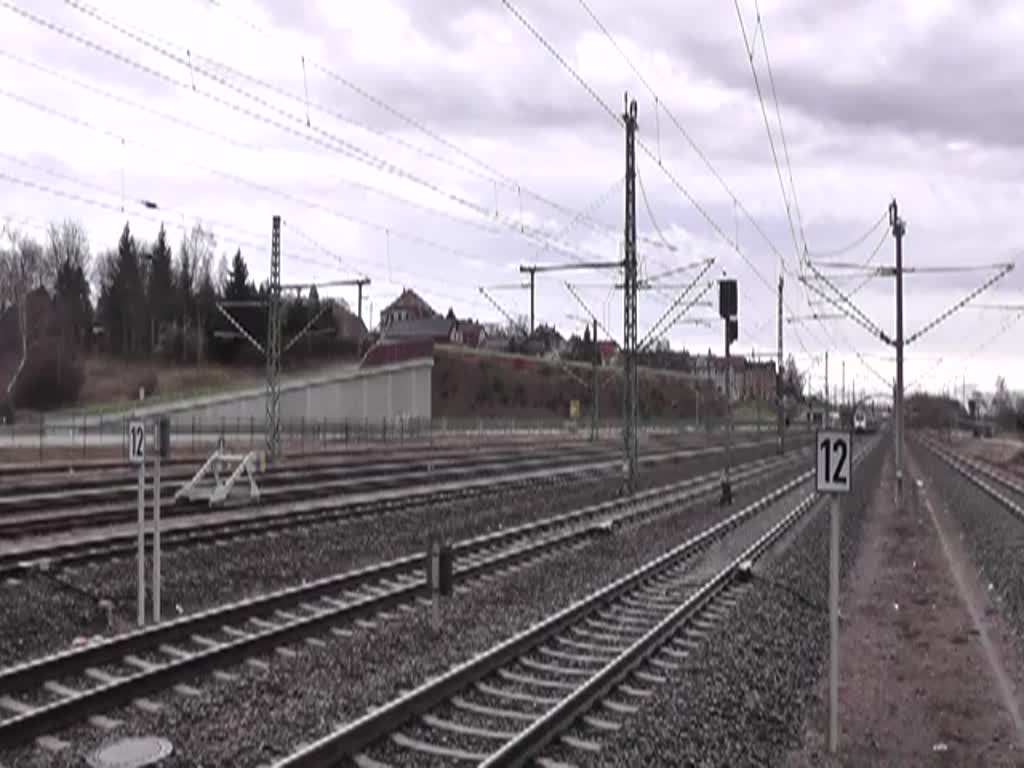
[0,442,613,507]
[0,444,627,537]
[0,434,565,482]
[916,435,1024,512]
[0,440,790,577]
[270,435,881,768]
[0,446,814,752]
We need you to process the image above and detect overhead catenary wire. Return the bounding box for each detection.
[0,82,518,268]
[569,0,824,355]
[754,0,807,256]
[203,0,670,250]
[640,259,715,349]
[904,262,1015,346]
[503,0,774,299]
[732,0,802,265]
[807,210,889,260]
[0,163,499,319]
[574,0,790,279]
[7,1,611,265]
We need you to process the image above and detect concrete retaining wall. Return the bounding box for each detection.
[49,359,433,430]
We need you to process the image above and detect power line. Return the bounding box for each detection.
[0,162,500,319]
[905,262,1015,346]
[807,210,889,260]
[9,1,608,264]
[732,0,801,264]
[574,0,789,277]
[0,82,516,268]
[205,0,661,249]
[636,170,673,252]
[502,0,787,351]
[0,48,263,153]
[754,0,807,255]
[732,1,851,360]
[847,226,892,298]
[568,0,820,356]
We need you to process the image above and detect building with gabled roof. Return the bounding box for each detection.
[380,288,436,330]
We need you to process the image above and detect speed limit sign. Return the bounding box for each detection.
[129,420,145,465]
[816,430,852,494]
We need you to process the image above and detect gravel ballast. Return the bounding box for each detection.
[587,441,886,767]
[0,442,781,668]
[0,450,804,767]
[913,442,1024,660]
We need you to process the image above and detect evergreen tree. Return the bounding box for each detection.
[224,249,253,302]
[113,222,142,355]
[147,225,174,353]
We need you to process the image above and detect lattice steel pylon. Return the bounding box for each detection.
[622,94,639,491]
[266,215,282,463]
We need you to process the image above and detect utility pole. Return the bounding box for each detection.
[825,350,829,420]
[842,359,846,411]
[622,93,640,492]
[777,274,785,455]
[518,266,538,334]
[591,317,599,442]
[356,278,370,324]
[891,199,906,506]
[266,215,282,463]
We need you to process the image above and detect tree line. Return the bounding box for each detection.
[0,218,356,410]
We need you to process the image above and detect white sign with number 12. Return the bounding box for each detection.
[129,420,146,464]
[816,430,851,493]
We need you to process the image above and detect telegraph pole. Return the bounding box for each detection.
[825,350,829,416]
[842,359,846,411]
[518,266,538,334]
[356,278,370,324]
[777,274,785,454]
[622,93,640,491]
[891,199,906,506]
[591,317,599,442]
[266,215,282,463]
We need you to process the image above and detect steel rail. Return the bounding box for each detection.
[0,446,634,535]
[274,436,880,768]
[0,440,791,576]
[0,443,608,511]
[0,449,811,750]
[915,436,1024,518]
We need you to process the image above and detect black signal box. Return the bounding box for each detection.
[719,279,737,320]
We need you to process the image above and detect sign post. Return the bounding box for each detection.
[816,429,852,754]
[128,419,146,627]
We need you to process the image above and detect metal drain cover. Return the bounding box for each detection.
[86,737,173,768]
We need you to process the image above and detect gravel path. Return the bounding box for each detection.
[0,443,779,669]
[0,449,801,767]
[587,442,885,768]
[784,443,1024,766]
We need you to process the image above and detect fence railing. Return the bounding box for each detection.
[0,412,808,465]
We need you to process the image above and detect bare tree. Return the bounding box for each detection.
[0,223,44,398]
[179,223,217,364]
[43,219,90,289]
[181,222,216,295]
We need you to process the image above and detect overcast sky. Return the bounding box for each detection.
[2,0,1023,399]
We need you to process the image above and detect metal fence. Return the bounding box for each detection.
[0,410,805,465]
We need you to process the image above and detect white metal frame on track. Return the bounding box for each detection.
[173,444,261,506]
